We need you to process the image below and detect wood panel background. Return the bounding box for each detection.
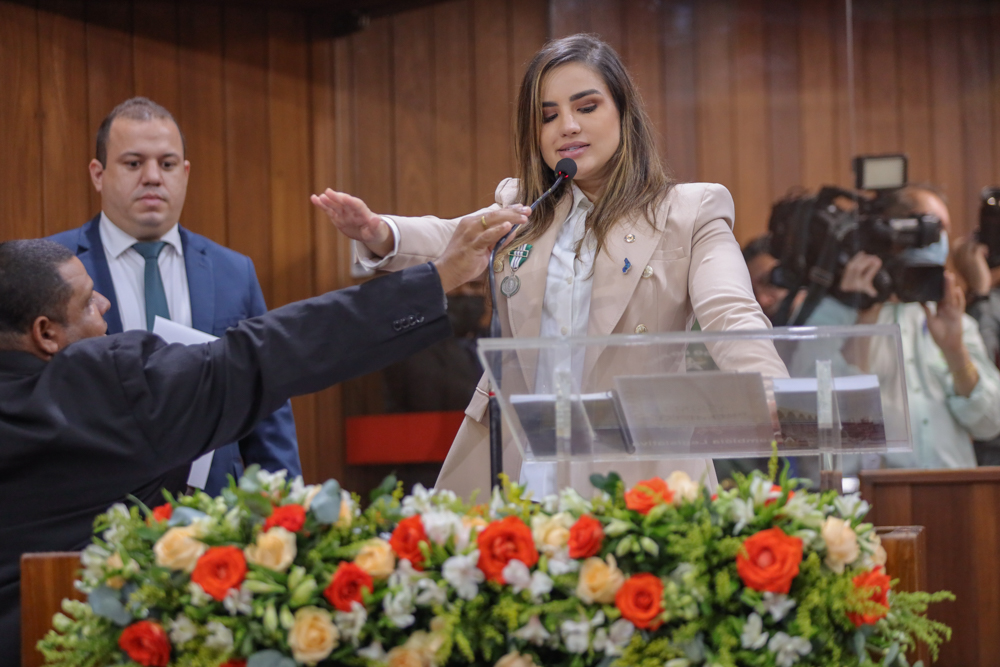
[3,0,1000,485]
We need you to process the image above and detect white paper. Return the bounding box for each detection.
[152,316,218,489]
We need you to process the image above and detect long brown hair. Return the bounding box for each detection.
[511,34,673,256]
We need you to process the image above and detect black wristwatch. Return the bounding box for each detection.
[967,292,991,308]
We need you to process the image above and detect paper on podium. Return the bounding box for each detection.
[152,316,217,490]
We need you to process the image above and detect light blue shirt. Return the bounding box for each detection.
[802,297,1000,470]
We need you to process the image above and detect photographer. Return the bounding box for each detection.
[953,231,1000,465]
[799,185,1000,470]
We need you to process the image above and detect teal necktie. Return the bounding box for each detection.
[132,241,171,331]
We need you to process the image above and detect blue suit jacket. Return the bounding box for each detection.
[49,215,301,493]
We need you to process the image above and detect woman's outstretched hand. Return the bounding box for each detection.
[310,189,394,258]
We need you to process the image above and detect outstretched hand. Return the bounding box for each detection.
[434,207,530,293]
[311,189,394,258]
[923,270,966,356]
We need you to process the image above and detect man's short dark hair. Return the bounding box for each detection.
[742,235,773,264]
[95,97,186,168]
[0,240,75,340]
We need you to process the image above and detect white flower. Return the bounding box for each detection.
[502,559,532,593]
[547,547,580,576]
[730,498,755,535]
[740,613,768,650]
[769,632,811,667]
[758,592,797,621]
[383,587,416,628]
[401,484,434,517]
[793,529,821,550]
[168,614,197,645]
[421,509,465,547]
[102,504,131,547]
[541,494,560,514]
[821,516,860,574]
[749,477,780,506]
[666,470,700,504]
[528,570,553,602]
[665,660,691,667]
[442,551,484,601]
[222,583,253,616]
[357,641,386,661]
[257,469,288,493]
[334,601,367,646]
[188,582,213,607]
[558,487,592,514]
[608,619,635,647]
[204,621,234,651]
[224,506,245,532]
[834,493,869,520]
[531,512,574,555]
[783,494,825,528]
[414,578,448,607]
[388,558,423,590]
[513,615,551,646]
[560,617,591,654]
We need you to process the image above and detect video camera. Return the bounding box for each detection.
[767,154,944,326]
[978,187,1000,268]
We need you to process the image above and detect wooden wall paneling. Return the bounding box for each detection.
[661,0,698,182]
[798,0,839,192]
[926,2,967,233]
[432,1,475,218]
[694,0,735,189]
[177,2,227,246]
[732,0,771,243]
[910,483,975,666]
[0,1,43,241]
[764,0,801,201]
[957,0,995,238]
[85,0,134,216]
[37,0,91,236]
[132,0,179,112]
[549,0,589,38]
[830,0,854,186]
[993,2,1000,192]
[855,0,900,155]
[894,0,933,185]
[510,0,548,112]
[20,552,85,667]
[222,5,272,303]
[585,0,625,55]
[268,9,316,485]
[971,481,1000,663]
[472,0,512,203]
[392,8,436,215]
[622,0,665,162]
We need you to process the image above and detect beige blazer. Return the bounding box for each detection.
[373,180,787,500]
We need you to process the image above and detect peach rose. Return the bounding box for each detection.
[495,651,539,667]
[288,606,339,665]
[244,526,297,572]
[337,495,354,528]
[105,552,126,590]
[153,525,206,573]
[821,517,859,574]
[531,512,573,555]
[386,647,425,667]
[666,470,700,504]
[576,554,626,604]
[354,538,396,579]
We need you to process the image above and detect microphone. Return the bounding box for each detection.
[485,159,575,489]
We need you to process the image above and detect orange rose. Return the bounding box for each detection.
[624,478,673,515]
[477,516,538,583]
[390,515,429,570]
[848,566,891,626]
[614,573,664,630]
[190,546,247,601]
[736,527,803,594]
[567,515,604,559]
[150,504,172,523]
[118,620,171,667]
[324,561,374,612]
[264,504,306,533]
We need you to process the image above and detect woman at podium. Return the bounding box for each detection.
[313,34,786,498]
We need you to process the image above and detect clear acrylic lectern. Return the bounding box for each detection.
[477,324,911,494]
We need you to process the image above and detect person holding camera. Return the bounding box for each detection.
[953,223,1000,466]
[799,185,1000,470]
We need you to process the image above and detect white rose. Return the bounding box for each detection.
[666,471,700,504]
[288,606,339,665]
[821,517,859,574]
[153,525,206,573]
[531,512,573,555]
[244,526,297,572]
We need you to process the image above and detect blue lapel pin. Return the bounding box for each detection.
[622,258,632,274]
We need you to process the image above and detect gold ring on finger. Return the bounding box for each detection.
[481,215,488,229]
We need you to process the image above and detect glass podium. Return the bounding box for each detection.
[477,324,911,494]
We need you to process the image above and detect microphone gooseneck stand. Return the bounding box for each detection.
[486,159,577,490]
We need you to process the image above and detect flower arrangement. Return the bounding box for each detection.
[39,464,952,667]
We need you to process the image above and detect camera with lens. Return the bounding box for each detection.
[978,186,1000,268]
[766,155,945,326]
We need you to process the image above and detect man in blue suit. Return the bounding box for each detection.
[50,97,300,494]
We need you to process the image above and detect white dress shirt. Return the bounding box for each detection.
[99,212,192,331]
